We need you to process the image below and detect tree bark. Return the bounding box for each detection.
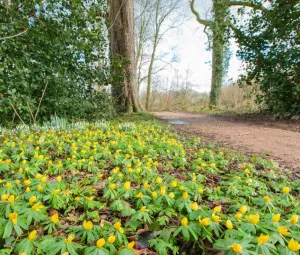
[210,0,227,106]
[108,0,143,113]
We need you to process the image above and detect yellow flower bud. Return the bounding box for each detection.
[50,213,59,224]
[108,235,116,244]
[8,195,15,204]
[127,241,135,250]
[277,226,291,236]
[239,205,247,214]
[282,186,290,194]
[124,181,131,191]
[83,220,93,230]
[258,234,269,246]
[228,244,243,253]
[272,214,280,223]
[190,202,198,211]
[288,238,300,252]
[181,217,188,227]
[226,220,233,230]
[96,238,105,248]
[9,212,18,224]
[290,215,298,225]
[28,230,37,240]
[1,194,8,200]
[29,196,36,204]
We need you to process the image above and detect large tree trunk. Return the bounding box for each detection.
[210,0,227,106]
[108,0,143,113]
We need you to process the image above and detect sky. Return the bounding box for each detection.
[155,0,244,93]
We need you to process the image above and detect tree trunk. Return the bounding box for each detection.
[210,0,228,106]
[108,0,143,113]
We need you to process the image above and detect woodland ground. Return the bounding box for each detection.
[153,112,300,174]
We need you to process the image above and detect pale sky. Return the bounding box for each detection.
[154,0,244,93]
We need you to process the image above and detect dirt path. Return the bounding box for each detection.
[153,112,300,171]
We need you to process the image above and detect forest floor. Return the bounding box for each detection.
[153,112,300,173]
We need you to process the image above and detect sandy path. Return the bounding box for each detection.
[153,112,300,171]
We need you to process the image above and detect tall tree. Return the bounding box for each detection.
[135,0,183,111]
[108,0,143,113]
[190,0,267,106]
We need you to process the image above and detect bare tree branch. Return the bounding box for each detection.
[0,28,28,40]
[190,0,213,27]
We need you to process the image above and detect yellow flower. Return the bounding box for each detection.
[1,194,8,200]
[234,213,243,220]
[28,230,37,240]
[168,192,175,199]
[108,235,116,244]
[155,177,162,184]
[109,183,116,190]
[181,217,188,227]
[56,176,62,182]
[40,176,47,183]
[124,181,131,191]
[96,238,105,248]
[6,182,11,188]
[29,196,36,204]
[75,196,80,201]
[282,186,290,194]
[199,217,211,227]
[228,244,243,253]
[25,187,30,193]
[258,234,269,246]
[272,214,280,223]
[20,253,27,255]
[212,214,222,222]
[114,221,121,230]
[31,202,44,211]
[182,192,188,200]
[15,180,20,185]
[198,188,204,194]
[141,206,146,213]
[179,186,185,191]
[9,212,18,224]
[50,213,59,224]
[246,214,260,225]
[288,238,300,252]
[37,185,43,192]
[263,196,272,203]
[171,180,178,188]
[65,234,75,244]
[152,191,158,198]
[83,220,93,230]
[8,195,15,204]
[127,241,135,250]
[277,226,291,236]
[239,205,247,214]
[143,182,150,189]
[244,168,250,174]
[24,180,31,186]
[190,202,198,211]
[290,215,298,225]
[213,205,222,213]
[136,192,143,198]
[226,220,233,230]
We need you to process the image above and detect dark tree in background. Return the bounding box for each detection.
[236,0,300,116]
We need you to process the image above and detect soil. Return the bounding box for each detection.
[153,112,300,172]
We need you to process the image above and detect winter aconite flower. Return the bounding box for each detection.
[213,205,222,213]
[8,195,15,204]
[272,214,280,223]
[263,196,272,203]
[168,192,175,199]
[1,194,8,200]
[199,217,211,227]
[283,186,290,194]
[226,220,233,230]
[124,181,131,191]
[65,234,75,244]
[28,230,37,240]
[212,214,221,222]
[288,239,300,252]
[9,212,18,224]
[108,235,116,244]
[277,226,291,236]
[96,238,105,248]
[190,202,198,211]
[246,214,260,225]
[141,206,146,213]
[239,205,247,214]
[83,220,93,230]
[29,196,36,204]
[228,244,243,253]
[182,192,188,200]
[50,213,59,224]
[258,234,269,246]
[290,215,298,225]
[127,241,135,249]
[181,217,188,226]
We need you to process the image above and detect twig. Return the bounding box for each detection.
[26,101,35,125]
[0,28,28,40]
[8,98,26,125]
[34,81,48,123]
